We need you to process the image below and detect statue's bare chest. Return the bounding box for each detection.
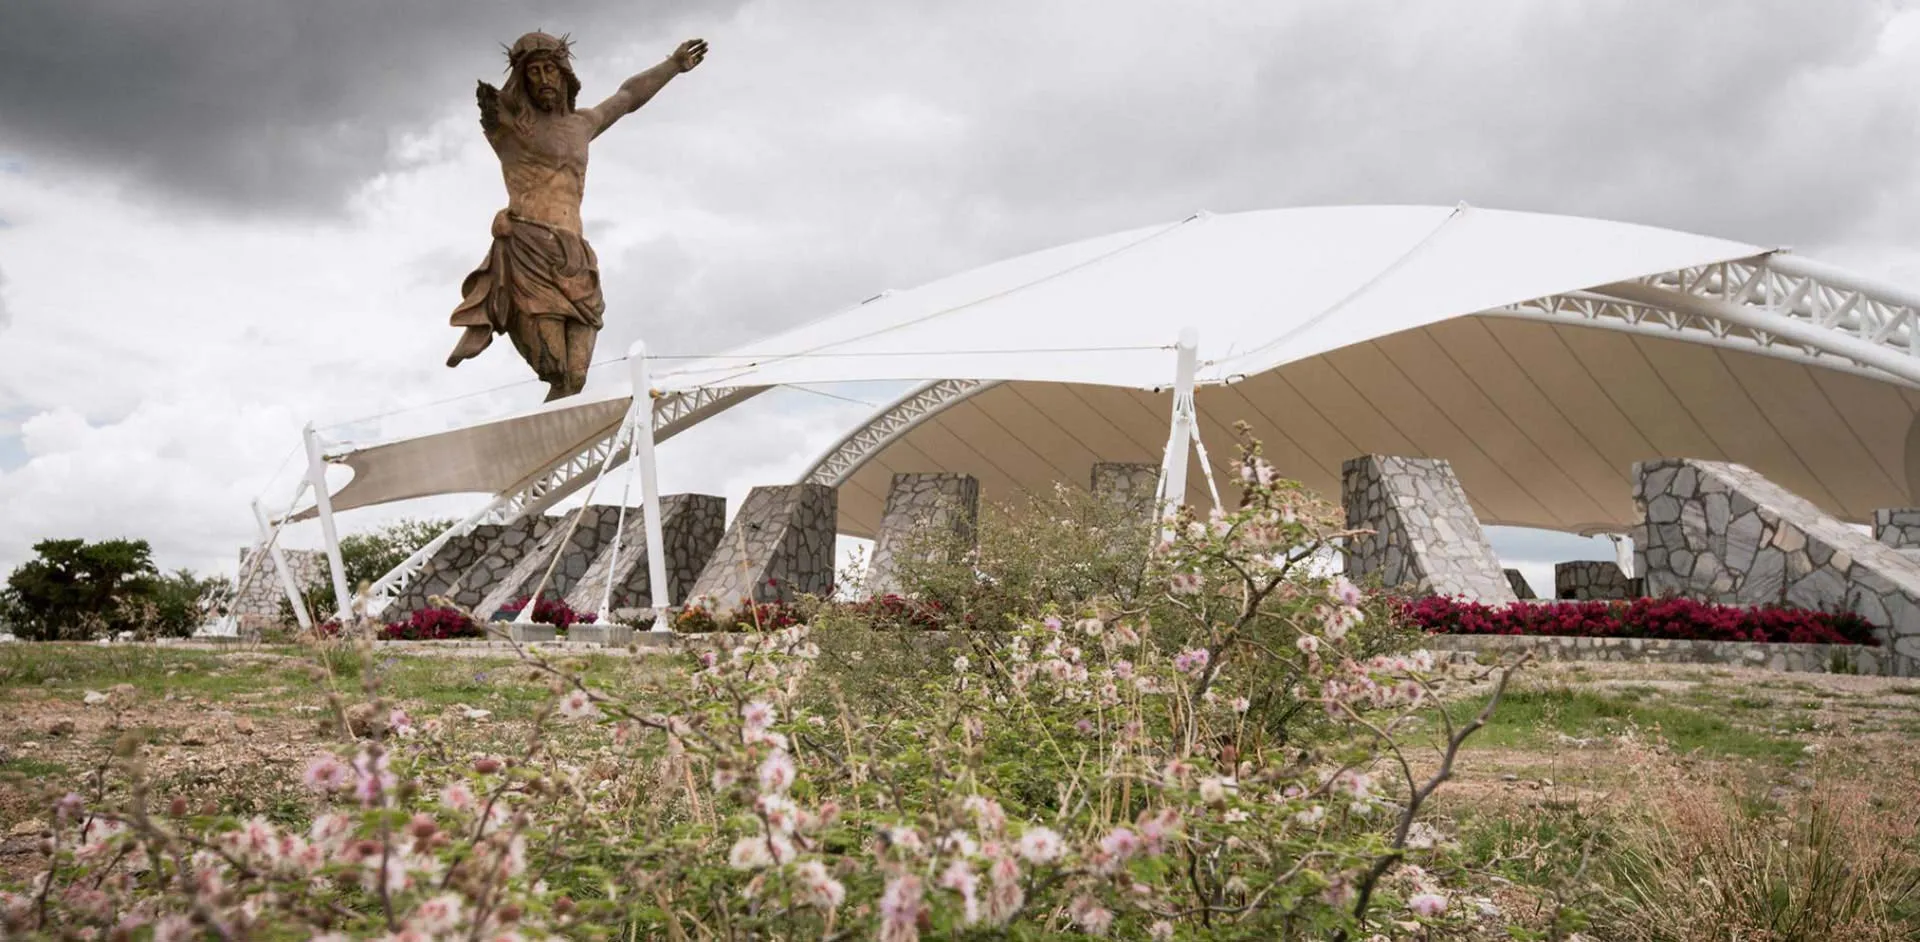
[502,117,590,175]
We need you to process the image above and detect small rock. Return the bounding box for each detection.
[82,690,108,706]
[19,741,40,750]
[47,720,75,737]
[344,703,379,738]
[180,726,214,747]
[6,819,44,838]
[461,708,493,721]
[1499,773,1519,782]
[1526,780,1543,790]
[233,717,256,736]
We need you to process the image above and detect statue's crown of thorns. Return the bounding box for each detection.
[504,31,574,70]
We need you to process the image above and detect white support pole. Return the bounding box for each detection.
[629,342,673,633]
[600,418,645,618]
[253,498,313,631]
[303,423,354,624]
[1157,328,1200,541]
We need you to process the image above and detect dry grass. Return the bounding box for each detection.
[1599,746,1920,940]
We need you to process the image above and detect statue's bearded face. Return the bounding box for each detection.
[523,55,566,112]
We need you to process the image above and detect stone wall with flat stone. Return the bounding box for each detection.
[1554,561,1643,600]
[1631,458,1920,675]
[688,484,837,610]
[1503,569,1537,600]
[472,507,622,621]
[1342,455,1515,602]
[1424,631,1877,674]
[864,474,979,598]
[231,547,327,622]
[1874,509,1920,551]
[390,524,502,614]
[564,494,726,616]
[1091,462,1161,524]
[393,518,555,616]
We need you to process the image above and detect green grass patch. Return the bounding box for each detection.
[0,757,70,779]
[0,644,324,702]
[1447,686,1803,761]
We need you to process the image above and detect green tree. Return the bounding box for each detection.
[338,517,457,590]
[3,538,159,641]
[144,567,227,638]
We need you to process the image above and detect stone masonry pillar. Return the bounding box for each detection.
[863,473,979,598]
[1341,455,1515,602]
[687,484,838,611]
[564,494,727,616]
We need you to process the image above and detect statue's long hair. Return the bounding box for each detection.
[486,32,582,136]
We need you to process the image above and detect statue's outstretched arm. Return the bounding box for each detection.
[585,39,707,138]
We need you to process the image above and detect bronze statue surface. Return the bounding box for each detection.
[446,32,708,401]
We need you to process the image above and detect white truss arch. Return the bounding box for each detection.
[801,251,1920,538]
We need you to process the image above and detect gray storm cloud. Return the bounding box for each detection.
[0,0,724,215]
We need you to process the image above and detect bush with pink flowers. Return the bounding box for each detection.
[494,595,597,629]
[378,606,484,641]
[1,431,1514,939]
[1398,595,1879,646]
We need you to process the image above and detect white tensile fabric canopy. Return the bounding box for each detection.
[317,204,1779,514]
[647,204,1762,392]
[306,203,1920,574]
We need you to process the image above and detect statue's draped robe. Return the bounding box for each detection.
[447,209,606,382]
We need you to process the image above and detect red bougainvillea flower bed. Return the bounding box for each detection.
[495,596,598,629]
[1398,595,1879,646]
[380,607,483,641]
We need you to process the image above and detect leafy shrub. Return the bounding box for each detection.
[0,435,1517,939]
[886,481,1156,632]
[378,607,483,641]
[1400,595,1879,646]
[495,595,597,629]
[673,597,807,633]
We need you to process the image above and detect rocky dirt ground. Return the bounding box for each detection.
[1,642,1917,934]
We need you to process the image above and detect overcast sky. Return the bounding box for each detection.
[3,0,1920,594]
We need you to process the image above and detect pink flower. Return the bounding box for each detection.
[1068,896,1114,936]
[1173,647,1210,677]
[409,893,464,934]
[302,754,351,793]
[758,750,797,794]
[440,782,475,813]
[793,860,845,911]
[1408,892,1448,917]
[1169,572,1203,595]
[1015,826,1064,864]
[879,875,924,942]
[938,859,981,925]
[388,708,416,737]
[742,701,775,734]
[1150,919,1175,941]
[1331,575,1364,607]
[727,835,793,870]
[557,689,598,720]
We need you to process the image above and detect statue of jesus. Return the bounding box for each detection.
[446,32,709,401]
